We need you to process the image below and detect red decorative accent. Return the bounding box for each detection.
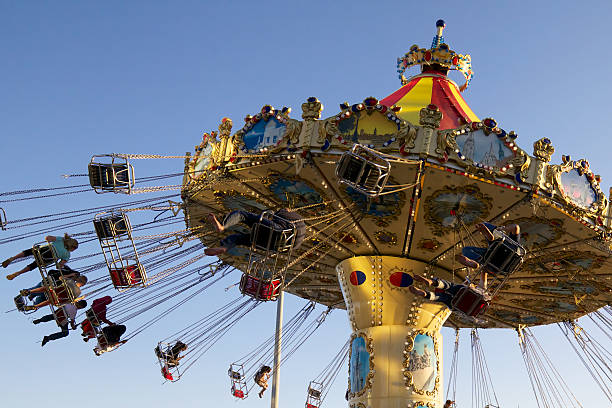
[452,56,459,65]
[400,143,408,156]
[424,50,432,61]
[471,122,480,130]
[427,103,438,111]
[440,151,448,163]
[301,150,309,158]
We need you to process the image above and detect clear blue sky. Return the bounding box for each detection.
[1,1,610,407]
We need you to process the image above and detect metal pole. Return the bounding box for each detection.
[270,289,284,408]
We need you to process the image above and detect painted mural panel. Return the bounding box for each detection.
[559,169,597,209]
[349,336,370,394]
[338,111,398,143]
[242,117,286,151]
[407,334,437,392]
[269,177,323,207]
[455,130,513,168]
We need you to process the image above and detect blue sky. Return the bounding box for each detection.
[1,1,610,407]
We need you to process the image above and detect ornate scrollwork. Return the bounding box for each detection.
[398,120,418,149]
[302,97,323,120]
[533,137,555,162]
[435,128,459,155]
[419,104,443,129]
[317,116,339,144]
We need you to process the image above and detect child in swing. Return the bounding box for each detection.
[254,365,272,398]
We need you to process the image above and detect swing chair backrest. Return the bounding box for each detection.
[239,273,281,301]
[481,232,526,276]
[110,263,146,288]
[336,144,391,197]
[53,306,68,326]
[451,286,490,317]
[85,308,102,327]
[41,276,76,307]
[93,213,130,241]
[88,155,135,194]
[250,211,297,254]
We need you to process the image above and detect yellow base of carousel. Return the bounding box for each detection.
[337,256,451,408]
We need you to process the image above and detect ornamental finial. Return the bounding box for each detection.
[396,20,473,91]
[432,19,446,48]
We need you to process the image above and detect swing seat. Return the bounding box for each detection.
[308,388,322,399]
[44,280,75,306]
[14,295,25,312]
[451,286,490,317]
[93,214,129,240]
[88,163,132,189]
[239,273,281,301]
[250,213,296,254]
[336,145,391,197]
[481,233,526,276]
[110,264,145,288]
[229,370,242,380]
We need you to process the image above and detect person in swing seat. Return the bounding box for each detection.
[455,222,520,271]
[94,324,127,355]
[19,275,88,311]
[155,341,188,368]
[408,274,487,311]
[3,234,79,280]
[34,300,88,346]
[204,209,305,256]
[254,365,272,398]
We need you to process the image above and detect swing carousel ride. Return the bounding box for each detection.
[3,19,610,408]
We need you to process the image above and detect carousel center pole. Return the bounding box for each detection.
[270,289,284,408]
[337,256,451,408]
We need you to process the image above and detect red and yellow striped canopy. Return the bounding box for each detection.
[380,73,479,129]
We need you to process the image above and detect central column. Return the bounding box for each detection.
[337,256,451,408]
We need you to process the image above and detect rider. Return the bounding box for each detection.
[3,234,79,280]
[254,365,272,398]
[455,222,520,271]
[155,341,188,368]
[19,275,88,311]
[409,274,487,311]
[204,209,305,256]
[94,324,127,355]
[34,300,88,346]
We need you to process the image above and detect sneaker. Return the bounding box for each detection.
[33,319,41,325]
[41,336,50,347]
[2,259,10,268]
[19,289,31,297]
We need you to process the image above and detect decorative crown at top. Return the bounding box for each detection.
[396,20,473,91]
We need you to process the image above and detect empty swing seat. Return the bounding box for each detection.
[451,286,490,317]
[336,145,391,197]
[110,264,144,288]
[251,223,295,253]
[89,163,130,188]
[239,274,281,301]
[481,234,526,276]
[93,214,129,240]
